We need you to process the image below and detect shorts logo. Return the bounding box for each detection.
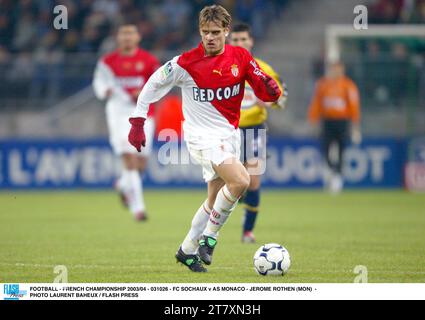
[231,64,239,77]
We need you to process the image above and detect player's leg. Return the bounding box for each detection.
[321,120,334,189]
[108,107,150,221]
[121,153,146,221]
[322,121,333,169]
[176,184,220,273]
[241,125,266,243]
[132,117,155,219]
[115,171,130,208]
[132,155,148,219]
[242,162,261,243]
[181,177,224,255]
[332,120,349,193]
[207,177,226,209]
[335,124,344,176]
[179,132,247,269]
[175,148,226,272]
[106,105,139,217]
[199,158,250,265]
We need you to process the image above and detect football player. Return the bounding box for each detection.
[128,6,282,272]
[230,23,288,243]
[93,23,160,221]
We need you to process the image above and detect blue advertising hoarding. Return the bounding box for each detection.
[0,138,406,189]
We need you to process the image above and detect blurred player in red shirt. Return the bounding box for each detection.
[308,62,361,193]
[93,22,160,221]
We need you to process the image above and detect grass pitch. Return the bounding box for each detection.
[0,190,424,283]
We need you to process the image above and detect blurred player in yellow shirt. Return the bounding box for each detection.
[230,23,288,243]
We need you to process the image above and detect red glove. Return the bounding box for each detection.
[263,76,281,100]
[128,117,146,152]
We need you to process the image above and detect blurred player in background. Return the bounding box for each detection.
[93,23,160,221]
[308,61,361,193]
[128,5,281,272]
[230,23,287,243]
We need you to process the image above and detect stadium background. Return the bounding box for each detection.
[0,0,423,190]
[0,0,424,190]
[0,0,425,283]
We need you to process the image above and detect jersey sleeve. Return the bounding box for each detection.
[92,60,114,100]
[307,80,323,124]
[346,80,360,123]
[244,52,281,102]
[258,59,285,108]
[260,61,283,91]
[132,56,184,119]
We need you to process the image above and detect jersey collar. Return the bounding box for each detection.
[199,42,226,58]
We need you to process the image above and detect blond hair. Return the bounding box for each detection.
[199,5,232,29]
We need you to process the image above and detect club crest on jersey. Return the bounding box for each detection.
[231,64,239,77]
[193,83,241,102]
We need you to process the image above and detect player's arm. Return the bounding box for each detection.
[93,60,132,102]
[245,56,281,103]
[307,81,322,125]
[92,60,114,100]
[131,55,162,101]
[276,81,289,109]
[129,58,183,151]
[266,69,287,110]
[254,62,287,109]
[132,58,181,118]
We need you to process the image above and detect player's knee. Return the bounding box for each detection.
[233,173,250,194]
[122,153,138,170]
[249,175,261,190]
[138,157,147,172]
[243,173,251,191]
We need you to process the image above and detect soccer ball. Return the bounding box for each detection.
[253,243,291,276]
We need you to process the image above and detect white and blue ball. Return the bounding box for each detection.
[253,243,291,276]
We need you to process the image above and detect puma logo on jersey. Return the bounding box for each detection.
[193,83,241,102]
[213,69,222,76]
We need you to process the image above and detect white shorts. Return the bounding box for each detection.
[106,106,155,157]
[186,129,241,182]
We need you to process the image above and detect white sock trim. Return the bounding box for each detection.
[221,185,238,204]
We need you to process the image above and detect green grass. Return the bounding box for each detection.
[0,190,424,283]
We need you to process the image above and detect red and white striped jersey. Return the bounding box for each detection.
[133,43,279,146]
[93,48,160,116]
